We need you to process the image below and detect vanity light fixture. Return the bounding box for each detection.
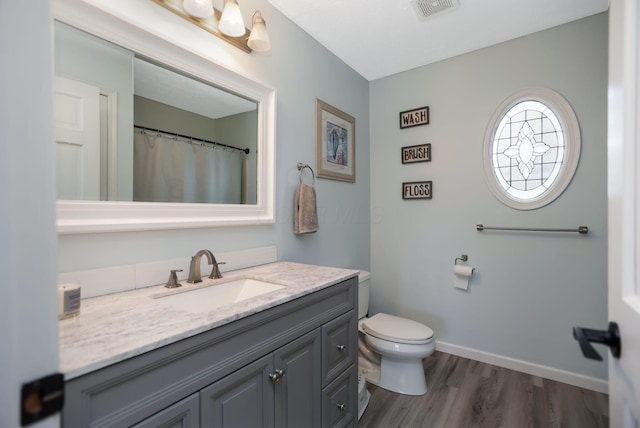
[153,0,271,53]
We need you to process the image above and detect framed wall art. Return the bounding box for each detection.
[402,181,432,199]
[402,143,431,164]
[399,106,429,129]
[316,99,356,182]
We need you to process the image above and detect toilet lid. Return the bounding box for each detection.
[362,313,434,344]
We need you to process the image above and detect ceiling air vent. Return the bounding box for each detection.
[410,0,460,20]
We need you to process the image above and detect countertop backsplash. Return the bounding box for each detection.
[57,246,278,299]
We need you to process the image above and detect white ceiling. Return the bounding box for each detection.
[266,0,609,81]
[134,58,257,119]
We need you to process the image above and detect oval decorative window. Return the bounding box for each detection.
[482,87,581,210]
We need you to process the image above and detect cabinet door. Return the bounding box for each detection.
[274,329,322,428]
[131,393,199,428]
[200,354,274,428]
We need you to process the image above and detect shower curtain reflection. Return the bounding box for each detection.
[133,129,244,203]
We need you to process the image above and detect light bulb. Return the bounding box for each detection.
[219,0,246,37]
[248,11,271,52]
[182,0,214,18]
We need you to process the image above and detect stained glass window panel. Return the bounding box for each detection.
[483,88,580,209]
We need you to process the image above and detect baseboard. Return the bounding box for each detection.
[435,341,608,394]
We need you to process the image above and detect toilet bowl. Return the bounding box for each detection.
[359,313,435,395]
[357,271,435,398]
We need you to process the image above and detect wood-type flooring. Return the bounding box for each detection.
[358,351,608,428]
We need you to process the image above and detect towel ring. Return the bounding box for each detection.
[297,163,315,185]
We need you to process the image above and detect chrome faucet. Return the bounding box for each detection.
[187,249,214,283]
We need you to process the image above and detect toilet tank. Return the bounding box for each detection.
[357,270,371,319]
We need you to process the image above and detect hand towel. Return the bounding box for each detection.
[294,182,319,234]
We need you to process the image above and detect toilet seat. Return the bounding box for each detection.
[362,313,434,345]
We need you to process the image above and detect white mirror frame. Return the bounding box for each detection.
[53,0,276,234]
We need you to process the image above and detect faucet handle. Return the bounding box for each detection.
[165,269,183,288]
[208,262,226,279]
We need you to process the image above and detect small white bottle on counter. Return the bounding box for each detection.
[58,282,81,319]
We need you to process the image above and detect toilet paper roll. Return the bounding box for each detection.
[453,264,475,290]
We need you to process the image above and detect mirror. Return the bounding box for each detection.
[55,21,258,204]
[53,2,275,233]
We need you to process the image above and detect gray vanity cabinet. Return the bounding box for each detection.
[200,325,338,428]
[62,276,357,428]
[199,330,322,428]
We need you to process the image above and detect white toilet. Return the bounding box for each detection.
[357,270,435,399]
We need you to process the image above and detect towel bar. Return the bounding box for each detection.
[476,224,588,234]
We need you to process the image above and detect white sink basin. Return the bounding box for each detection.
[155,278,285,313]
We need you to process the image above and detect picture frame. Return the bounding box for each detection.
[401,143,431,164]
[399,106,429,129]
[402,181,433,199]
[316,99,356,182]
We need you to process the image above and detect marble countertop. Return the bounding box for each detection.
[59,262,359,380]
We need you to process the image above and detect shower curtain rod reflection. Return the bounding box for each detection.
[134,125,250,154]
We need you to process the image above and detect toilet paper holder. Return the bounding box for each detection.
[454,254,468,265]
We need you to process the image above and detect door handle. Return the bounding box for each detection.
[572,321,621,361]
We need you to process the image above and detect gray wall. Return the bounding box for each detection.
[369,13,608,380]
[57,1,371,275]
[134,96,218,140]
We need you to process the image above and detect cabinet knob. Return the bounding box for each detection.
[269,369,285,383]
[336,403,345,411]
[336,344,346,352]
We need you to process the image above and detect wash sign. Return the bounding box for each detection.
[399,106,429,129]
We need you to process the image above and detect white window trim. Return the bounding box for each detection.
[482,87,581,210]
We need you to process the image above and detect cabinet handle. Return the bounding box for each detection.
[269,369,285,383]
[336,344,346,352]
[336,403,345,412]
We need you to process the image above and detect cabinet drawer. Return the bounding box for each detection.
[321,364,357,428]
[321,310,357,386]
[131,392,199,428]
